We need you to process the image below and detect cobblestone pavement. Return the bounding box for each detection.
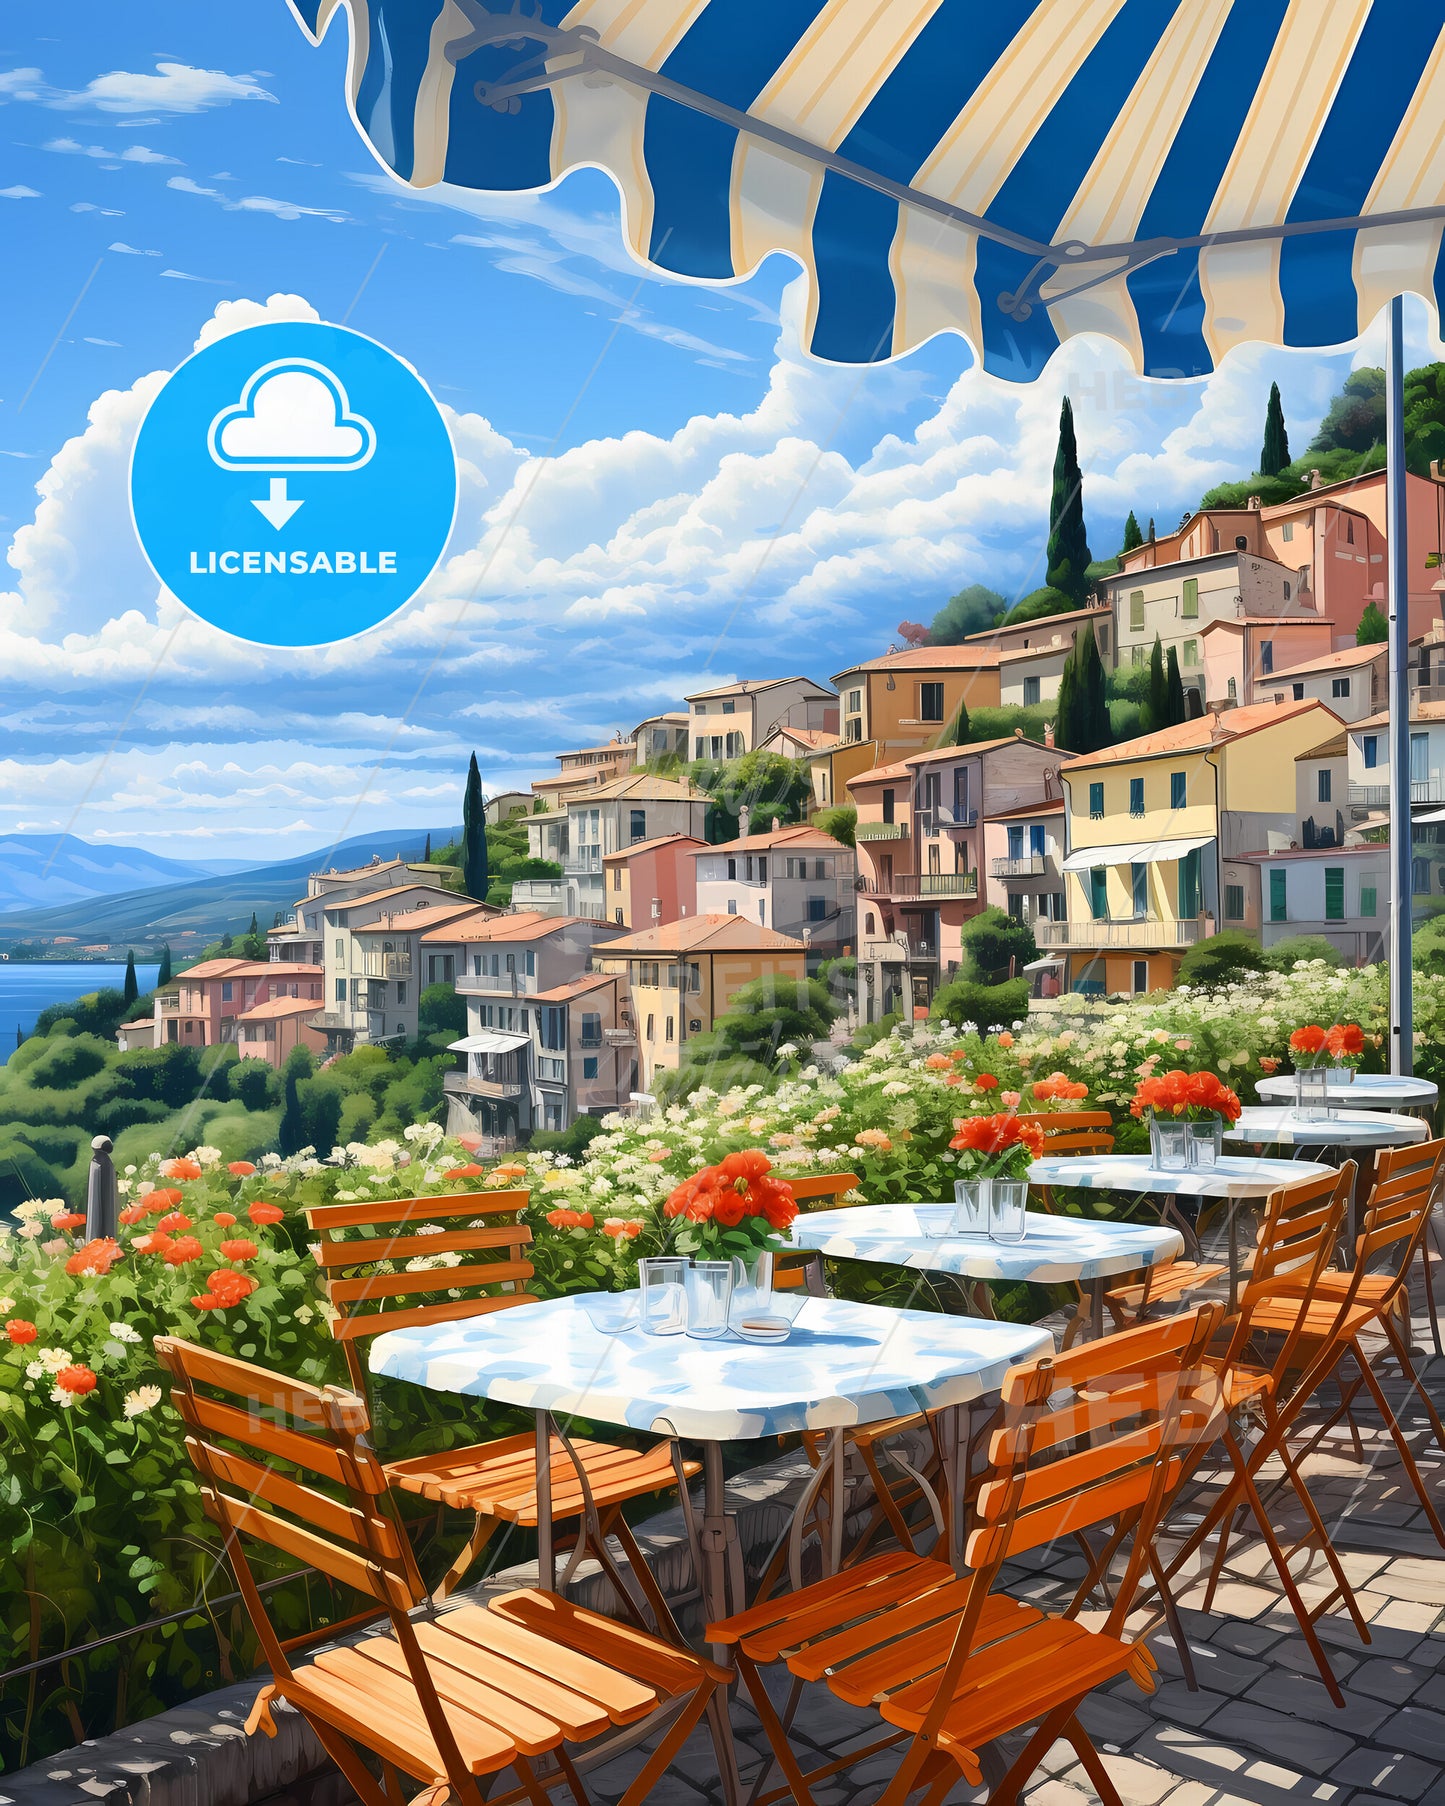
[575,1282,1445,1806]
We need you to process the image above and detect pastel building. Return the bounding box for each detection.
[148,959,324,1049]
[832,644,1002,763]
[1225,844,1388,967]
[524,774,711,923]
[965,606,1113,708]
[684,676,836,760]
[601,833,703,930]
[268,855,459,965]
[692,823,855,960]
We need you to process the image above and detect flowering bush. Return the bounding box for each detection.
[948,1112,1045,1180]
[662,1149,797,1259]
[1129,1069,1243,1125]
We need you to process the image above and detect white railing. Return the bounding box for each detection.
[1035,918,1208,949]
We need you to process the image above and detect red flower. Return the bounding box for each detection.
[161,1158,203,1181]
[456,1133,485,1153]
[162,1235,204,1267]
[49,1211,86,1232]
[247,1202,285,1226]
[949,1114,1045,1160]
[155,1211,192,1234]
[191,1292,223,1310]
[974,1073,1000,1092]
[214,1212,237,1228]
[1290,1024,1328,1056]
[1131,1069,1241,1125]
[66,1237,122,1277]
[1033,1072,1088,1103]
[145,1188,183,1214]
[442,1164,485,1179]
[219,1238,258,1263]
[1327,1022,1365,1059]
[544,1208,594,1230]
[118,1203,148,1226]
[227,1161,256,1176]
[664,1150,797,1235]
[603,1219,644,1239]
[5,1319,37,1345]
[202,1268,257,1309]
[1259,1056,1280,1074]
[55,1364,97,1396]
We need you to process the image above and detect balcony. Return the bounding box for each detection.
[362,950,411,979]
[990,855,1047,879]
[859,871,978,898]
[509,879,566,914]
[457,970,529,998]
[604,1025,636,1046]
[861,935,939,964]
[444,1071,526,1100]
[564,847,604,874]
[932,806,978,830]
[1035,918,1209,950]
[1349,779,1445,807]
[854,821,910,841]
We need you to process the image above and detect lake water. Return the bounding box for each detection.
[0,961,161,1057]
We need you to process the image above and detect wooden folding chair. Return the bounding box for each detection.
[306,1191,698,1607]
[771,1170,861,1298]
[154,1337,725,1806]
[711,1308,1224,1806]
[1264,1137,1445,1548]
[1146,1164,1375,1705]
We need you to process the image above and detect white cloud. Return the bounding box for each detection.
[109,241,161,256]
[0,184,39,199]
[49,62,276,114]
[70,201,123,215]
[43,136,177,163]
[167,173,347,224]
[0,68,44,101]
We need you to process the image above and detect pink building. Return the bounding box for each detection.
[146,959,324,1049]
[600,833,703,929]
[233,994,329,1067]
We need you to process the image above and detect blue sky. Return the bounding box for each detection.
[0,3,1438,862]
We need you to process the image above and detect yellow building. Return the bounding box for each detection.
[832,645,1002,764]
[1046,699,1340,996]
[593,914,807,1090]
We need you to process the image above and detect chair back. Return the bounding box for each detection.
[1016,1111,1115,1158]
[774,1172,859,1295]
[1356,1136,1445,1300]
[305,1190,538,1391]
[1224,1163,1356,1382]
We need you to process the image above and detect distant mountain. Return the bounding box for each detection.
[0,826,463,954]
[0,834,220,913]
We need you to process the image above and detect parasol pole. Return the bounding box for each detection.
[1387,294,1413,1076]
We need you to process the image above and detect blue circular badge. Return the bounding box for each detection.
[130,320,457,647]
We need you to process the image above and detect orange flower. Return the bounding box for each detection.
[191,1292,223,1311]
[146,1188,183,1214]
[247,1202,285,1226]
[214,1212,237,1228]
[202,1268,256,1309]
[55,1364,97,1396]
[156,1211,192,1234]
[1033,1072,1087,1103]
[5,1319,37,1345]
[949,1114,1044,1160]
[1327,1022,1365,1059]
[545,1208,594,1230]
[161,1158,203,1181]
[66,1237,121,1277]
[924,1053,952,1071]
[663,1150,797,1234]
[975,1073,1000,1092]
[162,1235,204,1266]
[119,1203,148,1226]
[493,1162,527,1180]
[455,1133,485,1153]
[442,1164,485,1179]
[1259,1056,1280,1074]
[1131,1069,1242,1125]
[227,1161,256,1176]
[603,1219,644,1239]
[996,1032,1015,1050]
[1289,1024,1328,1056]
[219,1238,258,1263]
[50,1211,86,1232]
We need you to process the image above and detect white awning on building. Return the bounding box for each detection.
[1413,808,1445,824]
[448,1031,531,1054]
[1061,836,1214,875]
[1022,957,1065,972]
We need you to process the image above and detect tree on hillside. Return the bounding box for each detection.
[1045,397,1092,607]
[1056,626,1110,754]
[424,831,432,861]
[927,583,1006,645]
[1308,367,1386,458]
[1165,646,1187,726]
[157,943,172,987]
[1260,381,1290,476]
[814,804,855,847]
[1121,510,1144,553]
[935,696,970,748]
[1145,635,1167,734]
[689,750,810,842]
[1358,600,1388,645]
[461,752,489,900]
[122,951,138,1006]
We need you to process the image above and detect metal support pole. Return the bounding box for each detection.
[1387,296,1413,1077]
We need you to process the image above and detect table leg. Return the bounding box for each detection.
[1090,1278,1106,1341]
[698,1442,742,1806]
[1226,1202,1240,1316]
[535,1409,554,1594]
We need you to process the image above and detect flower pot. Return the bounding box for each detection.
[1148,1113,1189,1172]
[988,1179,1029,1242]
[1186,1115,1224,1169]
[951,1179,990,1235]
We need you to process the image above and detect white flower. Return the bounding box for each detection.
[108,1322,142,1344]
[40,1238,67,1257]
[123,1385,162,1418]
[35,1346,72,1371]
[50,1385,78,1409]
[194,1146,222,1168]
[13,1200,49,1222]
[261,1153,283,1169]
[0,1297,12,1312]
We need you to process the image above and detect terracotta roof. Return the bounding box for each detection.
[832,644,1003,680]
[531,974,616,1003]
[562,772,701,803]
[1232,843,1385,862]
[426,910,602,945]
[904,736,1051,767]
[760,726,838,749]
[1200,615,1336,630]
[117,1018,154,1032]
[601,834,706,863]
[964,604,1111,642]
[599,913,806,955]
[322,884,449,914]
[1265,642,1386,681]
[986,796,1065,818]
[998,641,1076,664]
[175,958,293,980]
[1061,699,1337,770]
[685,676,831,701]
[1295,732,1349,761]
[353,900,483,934]
[1352,700,1445,730]
[236,995,325,1019]
[311,857,408,881]
[697,823,847,855]
[849,760,913,784]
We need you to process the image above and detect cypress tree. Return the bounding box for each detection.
[1147,517,1156,542]
[157,944,172,986]
[1045,397,1092,607]
[1122,510,1144,553]
[123,949,138,1005]
[279,1071,305,1156]
[249,911,258,936]
[1054,644,1079,752]
[461,753,489,900]
[1079,627,1110,751]
[1145,634,1167,734]
[1260,381,1290,477]
[14,1024,21,1050]
[424,831,432,861]
[935,696,971,748]
[1165,646,1187,725]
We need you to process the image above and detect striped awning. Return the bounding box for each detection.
[290,1,1445,378]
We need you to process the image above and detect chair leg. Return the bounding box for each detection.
[1146,1546,1199,1692]
[615,1679,719,1806]
[1380,1313,1445,1456]
[1353,1341,1445,1546]
[605,1510,688,1645]
[734,1654,823,1806]
[988,1699,1083,1806]
[1264,1406,1371,1646]
[1064,1714,1126,1806]
[432,1511,501,1602]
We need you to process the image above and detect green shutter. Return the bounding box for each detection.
[1130,590,1145,630]
[1089,868,1109,920]
[1269,868,1287,923]
[1177,848,1200,920]
[1324,867,1345,922]
[1360,885,1377,918]
[1182,578,1199,619]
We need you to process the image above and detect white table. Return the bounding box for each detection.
[1026,1153,1335,1308]
[1228,1106,1428,1150]
[789,1205,1183,1338]
[1257,1072,1437,1112]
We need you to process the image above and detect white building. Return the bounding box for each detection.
[685,676,837,760]
[692,824,855,961]
[1260,642,1385,723]
[1227,844,1387,965]
[525,774,711,922]
[313,890,489,1052]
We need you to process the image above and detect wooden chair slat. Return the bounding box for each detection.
[486,1590,730,1697]
[448,1601,664,1716]
[214,1494,412,1608]
[188,1438,402,1556]
[156,1339,337,1420]
[316,1223,532,1266]
[184,1392,356,1488]
[331,1290,534,1341]
[325,1259,535,1306]
[287,1662,511,1780]
[788,1171,861,1203]
[306,1191,527,1230]
[411,1619,615,1739]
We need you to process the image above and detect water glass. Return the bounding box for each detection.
[951,1179,989,1235]
[685,1261,734,1339]
[1295,1065,1329,1122]
[989,1179,1029,1242]
[638,1256,688,1336]
[730,1248,774,1318]
[1149,1115,1189,1171]
[1186,1120,1221,1170]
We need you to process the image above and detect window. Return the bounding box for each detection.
[1345,517,1355,546]
[1088,868,1108,920]
[1282,520,1294,542]
[726,857,736,880]
[221,981,233,1002]
[1130,591,1145,631]
[1182,639,1199,667]
[1324,866,1345,922]
[665,1015,674,1042]
[1029,824,1046,857]
[727,898,737,914]
[1178,847,1201,919]
[629,808,646,842]
[693,700,708,714]
[694,736,705,759]
[335,979,346,1002]
[1182,578,1198,619]
[612,866,622,891]
[759,900,766,924]
[882,787,895,824]
[1412,731,1429,784]
[1170,771,1186,810]
[1225,883,1244,921]
[1007,824,1024,861]
[582,1055,599,1080]
[1132,960,1149,995]
[615,908,624,924]
[721,699,735,715]
[1088,781,1104,819]
[580,1011,601,1046]
[1360,884,1378,918]
[1363,734,1379,769]
[1317,768,1333,804]
[525,950,535,976]
[844,718,862,742]
[807,896,827,922]
[725,732,744,758]
[1129,777,1145,817]
[335,938,344,961]
[919,681,945,722]
[1259,640,1273,675]
[645,1013,654,1040]
[1130,645,1146,667]
[1269,868,1287,922]
[1131,863,1148,916]
[847,688,861,714]
[710,736,723,758]
[397,982,406,1005]
[1332,677,1350,699]
[1023,675,1040,706]
[1227,677,1237,699]
[504,953,515,976]
[1283,581,1291,601]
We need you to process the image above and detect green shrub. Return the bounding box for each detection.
[959,906,1037,982]
[930,975,1029,1029]
[1176,929,1267,987]
[1263,935,1345,972]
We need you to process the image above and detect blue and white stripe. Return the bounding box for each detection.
[291,0,1445,377]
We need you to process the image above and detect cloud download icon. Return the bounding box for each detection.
[130,320,456,647]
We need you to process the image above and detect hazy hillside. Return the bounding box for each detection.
[0,826,460,955]
[0,834,220,912]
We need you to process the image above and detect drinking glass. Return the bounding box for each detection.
[1185,1119,1222,1170]
[951,1179,989,1235]
[685,1261,734,1339]
[638,1256,688,1336]
[989,1179,1029,1242]
[1295,1066,1329,1122]
[730,1248,774,1317]
[1149,1114,1189,1171]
